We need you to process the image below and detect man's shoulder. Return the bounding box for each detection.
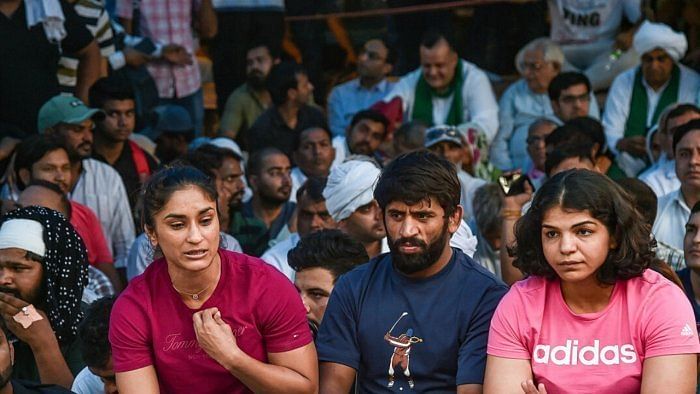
[610,66,637,92]
[83,158,122,178]
[330,78,360,95]
[453,250,508,290]
[228,83,254,102]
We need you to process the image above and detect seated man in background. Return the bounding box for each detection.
[332,110,389,166]
[288,229,369,337]
[290,126,335,203]
[0,206,88,388]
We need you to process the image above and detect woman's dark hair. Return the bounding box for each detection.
[13,135,67,190]
[375,150,460,217]
[512,169,654,284]
[140,165,218,230]
[287,229,369,283]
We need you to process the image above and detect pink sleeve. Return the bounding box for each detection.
[109,287,154,372]
[255,266,313,353]
[85,208,113,264]
[487,287,531,359]
[115,0,133,20]
[641,281,700,358]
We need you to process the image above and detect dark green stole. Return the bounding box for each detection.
[412,60,464,126]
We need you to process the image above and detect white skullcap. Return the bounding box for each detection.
[633,21,688,61]
[210,137,244,158]
[323,159,381,221]
[0,219,46,257]
[450,219,477,258]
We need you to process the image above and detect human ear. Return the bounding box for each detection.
[18,168,31,186]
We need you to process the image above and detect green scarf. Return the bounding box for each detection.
[412,60,464,126]
[624,64,681,138]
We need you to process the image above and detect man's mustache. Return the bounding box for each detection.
[0,287,22,300]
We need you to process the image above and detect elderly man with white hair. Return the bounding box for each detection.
[323,156,478,260]
[490,38,599,171]
[603,21,700,177]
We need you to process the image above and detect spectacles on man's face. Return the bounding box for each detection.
[559,93,590,105]
[520,61,546,72]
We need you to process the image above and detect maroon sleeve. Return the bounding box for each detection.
[255,265,313,353]
[109,283,154,372]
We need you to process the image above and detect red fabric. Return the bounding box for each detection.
[128,140,152,184]
[371,96,403,136]
[109,249,313,393]
[69,201,113,266]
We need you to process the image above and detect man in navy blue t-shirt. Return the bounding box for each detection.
[317,150,508,393]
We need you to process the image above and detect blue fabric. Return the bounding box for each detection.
[316,248,507,391]
[327,78,393,136]
[677,268,700,324]
[160,89,204,136]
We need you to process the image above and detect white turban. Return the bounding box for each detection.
[633,21,688,61]
[450,219,477,258]
[324,159,381,222]
[0,219,46,257]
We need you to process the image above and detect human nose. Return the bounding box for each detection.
[0,268,13,287]
[301,294,311,314]
[186,223,204,243]
[559,233,576,255]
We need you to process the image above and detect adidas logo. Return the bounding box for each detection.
[681,324,694,337]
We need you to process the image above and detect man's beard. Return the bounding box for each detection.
[259,187,290,206]
[247,72,266,90]
[0,364,10,390]
[389,222,450,275]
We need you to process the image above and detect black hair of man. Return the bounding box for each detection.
[374,150,461,217]
[296,176,327,204]
[88,75,135,110]
[182,144,241,180]
[666,104,700,130]
[78,296,115,370]
[24,179,72,218]
[293,126,333,153]
[548,72,591,101]
[672,118,700,153]
[394,120,427,150]
[615,178,657,226]
[246,146,287,178]
[564,116,606,153]
[693,201,700,216]
[349,109,389,133]
[13,135,65,190]
[287,229,369,283]
[420,28,458,53]
[266,62,307,106]
[246,39,281,61]
[544,141,595,175]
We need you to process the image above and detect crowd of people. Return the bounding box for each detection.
[3,0,700,393]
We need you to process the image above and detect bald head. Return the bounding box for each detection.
[18,184,70,217]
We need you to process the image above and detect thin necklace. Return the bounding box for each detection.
[172,282,213,301]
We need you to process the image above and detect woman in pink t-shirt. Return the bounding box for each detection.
[109,166,318,393]
[485,169,700,394]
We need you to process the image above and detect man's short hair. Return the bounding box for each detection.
[672,118,700,153]
[13,135,65,188]
[419,28,457,53]
[266,62,306,106]
[296,177,327,204]
[548,72,591,101]
[545,120,603,158]
[544,141,595,175]
[293,126,332,152]
[246,147,286,177]
[349,109,389,134]
[287,229,369,283]
[515,38,564,74]
[374,150,461,217]
[24,179,72,217]
[615,178,657,226]
[182,144,240,180]
[394,120,427,150]
[663,104,700,135]
[88,76,135,109]
[78,296,115,369]
[246,40,280,60]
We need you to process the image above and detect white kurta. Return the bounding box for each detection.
[652,189,690,251]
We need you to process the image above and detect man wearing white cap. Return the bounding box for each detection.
[323,158,388,259]
[0,206,88,389]
[603,21,700,177]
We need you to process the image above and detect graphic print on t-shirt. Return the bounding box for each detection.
[383,312,423,389]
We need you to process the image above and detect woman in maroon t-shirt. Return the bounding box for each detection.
[109,166,317,393]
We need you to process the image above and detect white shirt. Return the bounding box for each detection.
[652,189,690,251]
[72,367,104,394]
[332,135,352,167]
[289,167,307,204]
[458,169,487,222]
[548,0,641,44]
[383,59,500,143]
[490,78,599,170]
[603,64,700,156]
[639,157,680,197]
[126,232,242,281]
[69,159,135,268]
[261,232,300,281]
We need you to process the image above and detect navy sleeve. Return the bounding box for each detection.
[315,274,361,370]
[456,281,508,385]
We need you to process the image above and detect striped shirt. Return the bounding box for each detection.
[57,0,115,91]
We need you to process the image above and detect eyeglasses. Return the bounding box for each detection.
[526,135,546,145]
[559,93,591,105]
